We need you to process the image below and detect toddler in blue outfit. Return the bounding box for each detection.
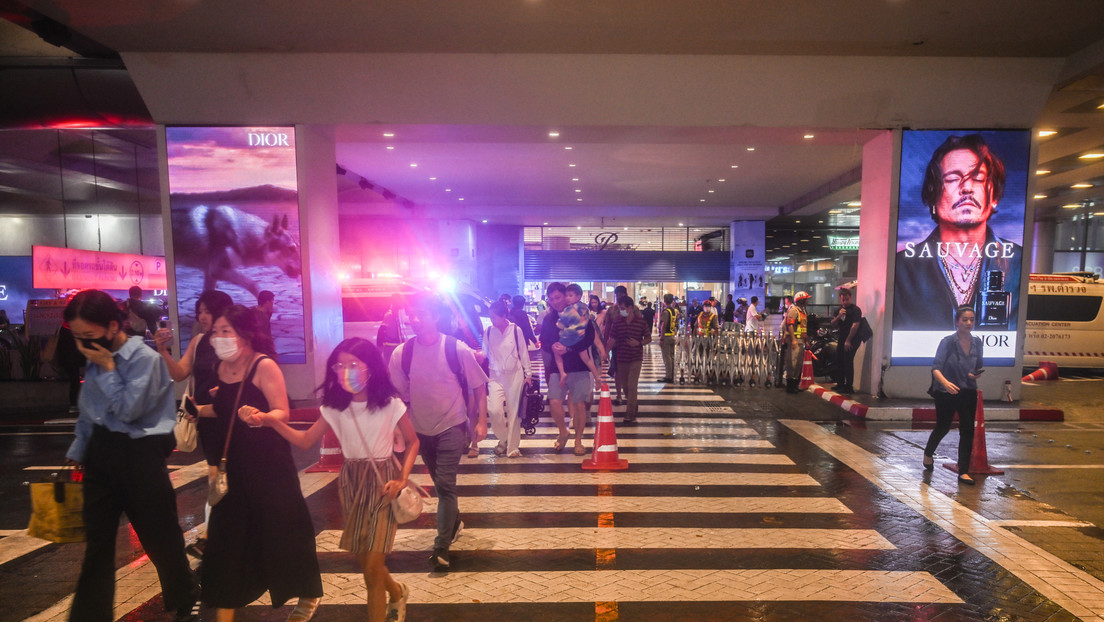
[555,283,601,388]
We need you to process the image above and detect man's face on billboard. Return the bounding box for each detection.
[935,149,996,227]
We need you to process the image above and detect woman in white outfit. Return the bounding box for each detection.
[483,300,532,458]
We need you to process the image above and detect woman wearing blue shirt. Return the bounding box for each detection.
[923,305,984,485]
[65,289,197,622]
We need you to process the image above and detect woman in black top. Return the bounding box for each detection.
[923,305,984,485]
[202,305,323,621]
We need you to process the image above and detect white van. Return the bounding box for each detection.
[1023,272,1104,369]
[341,278,493,348]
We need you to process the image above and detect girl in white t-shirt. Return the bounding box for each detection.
[242,338,419,622]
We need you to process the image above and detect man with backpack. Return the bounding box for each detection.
[124,286,161,337]
[389,294,488,571]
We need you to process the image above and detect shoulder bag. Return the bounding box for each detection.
[208,355,262,506]
[350,410,430,524]
[174,377,198,452]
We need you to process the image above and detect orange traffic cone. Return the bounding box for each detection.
[582,384,629,471]
[1022,361,1059,382]
[943,390,1004,476]
[799,348,815,389]
[306,428,345,473]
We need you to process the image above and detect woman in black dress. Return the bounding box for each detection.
[202,305,323,622]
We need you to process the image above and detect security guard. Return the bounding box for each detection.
[783,291,811,393]
[658,294,679,382]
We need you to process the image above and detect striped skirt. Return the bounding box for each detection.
[338,458,400,554]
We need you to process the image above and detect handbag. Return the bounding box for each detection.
[351,412,430,524]
[174,377,198,452]
[209,356,261,507]
[27,471,84,543]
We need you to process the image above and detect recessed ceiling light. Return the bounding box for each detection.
[481,219,488,223]
[803,134,814,139]
[410,163,417,168]
[801,249,809,253]
[623,227,628,230]
[458,197,465,201]
[549,131,560,138]
[1063,203,1082,209]
[572,178,580,182]
[429,177,437,181]
[746,147,755,151]
[1072,183,1093,188]
[1036,169,1051,175]
[383,132,395,138]
[543,222,549,225]
[730,165,738,169]
[445,188,452,192]
[575,189,581,193]
[1037,130,1057,137]
[1080,153,1104,159]
[386,146,394,150]
[678,222,684,226]
[795,220,801,224]
[818,220,824,224]
[718,178,726,182]
[564,146,573,150]
[846,201,861,207]
[576,198,582,202]
[800,239,810,242]
[1034,193,1046,199]
[828,209,843,214]
[700,199,706,202]
[577,226,581,230]
[569,164,576,168]
[708,190,715,193]
[1098,103,1104,110]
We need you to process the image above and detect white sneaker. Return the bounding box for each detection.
[387,582,409,622]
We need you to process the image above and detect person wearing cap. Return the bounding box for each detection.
[783,291,811,393]
[734,297,750,329]
[696,300,720,336]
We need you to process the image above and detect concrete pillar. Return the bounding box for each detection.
[476,224,523,298]
[1031,219,1055,274]
[729,221,766,305]
[854,131,896,396]
[288,125,343,403]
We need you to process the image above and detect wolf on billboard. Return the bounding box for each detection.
[891,130,1030,366]
[165,127,305,363]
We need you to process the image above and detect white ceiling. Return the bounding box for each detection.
[3,0,1104,228]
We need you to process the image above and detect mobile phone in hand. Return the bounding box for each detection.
[183,394,198,416]
[159,320,168,329]
[973,368,985,375]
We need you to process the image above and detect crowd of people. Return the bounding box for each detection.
[59,280,879,622]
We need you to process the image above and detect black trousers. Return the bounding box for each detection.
[834,343,857,387]
[69,427,193,622]
[923,389,977,474]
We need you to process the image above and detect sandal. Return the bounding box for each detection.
[493,443,507,456]
[287,597,321,622]
[573,443,587,456]
[507,450,522,458]
[467,446,480,458]
[553,433,569,452]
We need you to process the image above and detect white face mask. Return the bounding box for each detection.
[619,309,629,317]
[211,336,241,361]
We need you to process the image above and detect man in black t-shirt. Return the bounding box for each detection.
[830,287,863,394]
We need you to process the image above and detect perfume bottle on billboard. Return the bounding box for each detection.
[979,270,1009,328]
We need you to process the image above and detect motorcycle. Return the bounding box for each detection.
[805,315,838,381]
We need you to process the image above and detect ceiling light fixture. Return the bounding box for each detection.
[1036,169,1050,175]
[383,132,395,138]
[445,188,452,192]
[410,163,417,168]
[803,134,814,139]
[730,165,738,169]
[386,146,394,150]
[565,146,573,150]
[548,131,560,138]
[1062,203,1082,209]
[746,147,755,151]
[575,189,581,193]
[481,219,488,223]
[708,190,715,193]
[1037,130,1057,137]
[1033,193,1046,199]
[1079,153,1104,159]
[569,163,576,167]
[543,222,549,225]
[678,222,684,226]
[718,178,726,182]
[846,201,861,207]
[429,177,437,181]
[1072,183,1094,188]
[572,178,580,182]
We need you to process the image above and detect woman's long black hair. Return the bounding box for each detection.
[64,289,125,328]
[318,338,397,411]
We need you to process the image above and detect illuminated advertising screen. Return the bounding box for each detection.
[165,127,305,363]
[0,256,59,326]
[891,130,1030,366]
[32,245,167,290]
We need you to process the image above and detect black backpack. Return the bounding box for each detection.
[400,335,469,408]
[857,317,873,343]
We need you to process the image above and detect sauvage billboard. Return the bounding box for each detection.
[891,129,1030,366]
[165,127,305,363]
